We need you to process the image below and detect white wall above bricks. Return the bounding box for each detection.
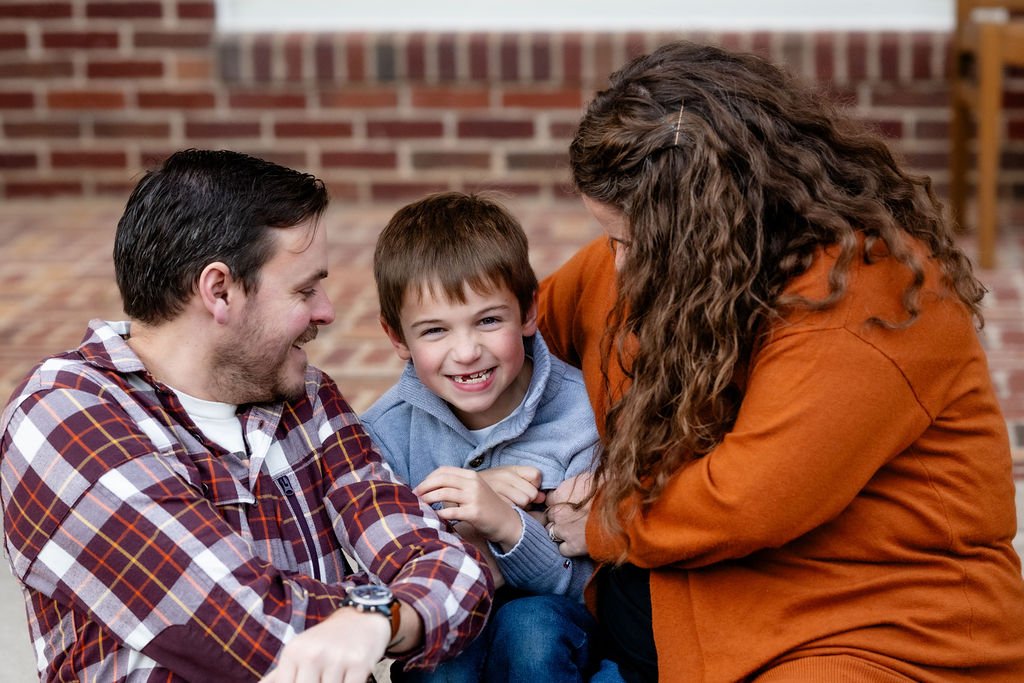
[217,0,955,32]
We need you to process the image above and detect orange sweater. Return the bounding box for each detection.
[538,237,1024,681]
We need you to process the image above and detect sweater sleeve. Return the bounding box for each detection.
[588,326,932,569]
[491,507,594,600]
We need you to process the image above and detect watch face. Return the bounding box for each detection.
[350,584,393,606]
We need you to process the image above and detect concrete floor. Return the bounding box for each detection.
[0,199,1021,680]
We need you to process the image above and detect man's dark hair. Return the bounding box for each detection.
[114,149,329,324]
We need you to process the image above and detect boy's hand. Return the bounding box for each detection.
[415,466,523,551]
[477,465,544,508]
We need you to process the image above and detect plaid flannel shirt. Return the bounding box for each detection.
[0,320,492,682]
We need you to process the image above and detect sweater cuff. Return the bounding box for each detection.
[490,508,573,594]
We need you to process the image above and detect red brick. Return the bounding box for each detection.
[0,3,71,18]
[52,150,128,169]
[411,87,489,109]
[751,32,773,60]
[284,35,304,82]
[138,90,215,109]
[469,33,488,80]
[315,36,335,81]
[439,34,457,82]
[229,92,307,109]
[624,33,646,61]
[88,60,164,78]
[500,35,519,81]
[406,34,426,80]
[411,151,490,169]
[321,151,397,169]
[346,35,366,82]
[879,32,900,81]
[904,151,948,169]
[457,119,534,139]
[234,149,308,169]
[43,31,119,49]
[871,87,948,108]
[463,180,542,198]
[275,122,354,138]
[322,179,360,201]
[563,34,583,83]
[911,32,932,80]
[371,182,450,201]
[48,90,126,109]
[916,120,949,140]
[367,120,444,139]
[5,121,80,137]
[96,180,138,196]
[0,153,38,170]
[94,120,171,138]
[865,118,903,139]
[847,33,868,82]
[531,35,552,81]
[0,91,34,108]
[502,89,582,109]
[253,36,272,82]
[5,180,82,198]
[320,89,398,108]
[815,33,834,81]
[87,2,162,18]
[177,1,214,19]
[134,31,210,49]
[185,121,261,138]
[549,120,578,140]
[0,61,73,79]
[0,32,29,50]
[175,56,212,80]
[592,35,616,86]
[507,152,566,171]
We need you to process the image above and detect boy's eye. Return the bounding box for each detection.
[420,326,445,337]
[478,316,501,327]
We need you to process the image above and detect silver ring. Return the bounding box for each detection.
[547,523,563,544]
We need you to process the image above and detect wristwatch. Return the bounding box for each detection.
[342,584,401,642]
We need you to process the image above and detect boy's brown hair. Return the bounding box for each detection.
[374,191,538,341]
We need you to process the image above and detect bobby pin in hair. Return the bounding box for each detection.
[673,100,685,147]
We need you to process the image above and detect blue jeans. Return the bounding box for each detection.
[393,593,597,683]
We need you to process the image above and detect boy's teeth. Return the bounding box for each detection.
[452,369,491,384]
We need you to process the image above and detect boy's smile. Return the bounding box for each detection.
[386,280,537,430]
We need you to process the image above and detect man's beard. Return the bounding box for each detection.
[210,316,317,405]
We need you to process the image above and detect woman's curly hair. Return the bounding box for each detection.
[569,41,985,556]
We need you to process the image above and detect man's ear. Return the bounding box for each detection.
[380,317,412,361]
[198,262,237,325]
[522,293,539,337]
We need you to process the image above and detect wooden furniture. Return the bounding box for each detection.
[949,0,1024,268]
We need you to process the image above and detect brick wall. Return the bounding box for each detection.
[1,0,1021,206]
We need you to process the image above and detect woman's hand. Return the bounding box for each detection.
[415,466,524,551]
[546,472,593,557]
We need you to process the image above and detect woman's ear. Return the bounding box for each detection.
[197,262,235,325]
[381,316,413,361]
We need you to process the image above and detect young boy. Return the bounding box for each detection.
[362,192,600,682]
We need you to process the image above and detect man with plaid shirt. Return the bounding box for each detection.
[0,149,493,682]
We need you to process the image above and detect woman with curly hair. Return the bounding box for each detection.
[539,41,1024,681]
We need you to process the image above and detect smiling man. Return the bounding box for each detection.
[0,150,492,682]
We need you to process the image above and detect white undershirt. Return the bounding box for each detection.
[170,387,246,454]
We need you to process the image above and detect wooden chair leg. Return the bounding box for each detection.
[976,22,1003,269]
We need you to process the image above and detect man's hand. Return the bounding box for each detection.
[259,606,389,683]
[545,472,593,557]
[415,466,523,551]
[477,465,544,508]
